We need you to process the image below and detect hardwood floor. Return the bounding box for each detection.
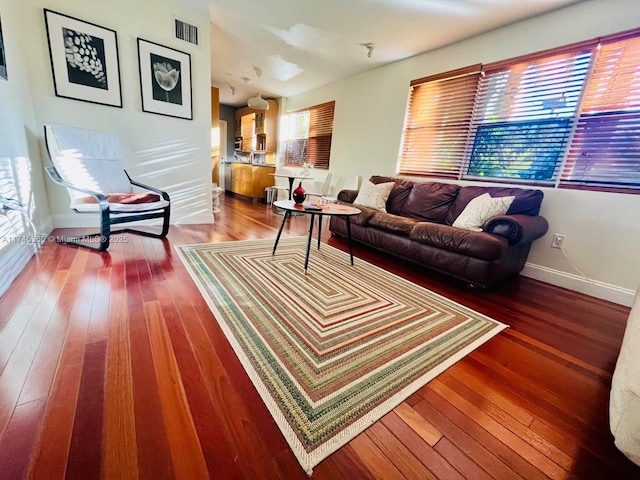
[0,193,638,479]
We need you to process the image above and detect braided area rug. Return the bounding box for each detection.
[176,237,507,474]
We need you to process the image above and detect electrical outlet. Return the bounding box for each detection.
[551,234,566,249]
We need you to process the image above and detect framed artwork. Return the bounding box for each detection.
[44,9,122,107]
[137,38,192,120]
[0,18,7,80]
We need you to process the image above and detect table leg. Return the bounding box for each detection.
[273,210,290,255]
[304,213,315,273]
[346,217,355,266]
[317,214,323,249]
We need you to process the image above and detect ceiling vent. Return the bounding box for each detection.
[173,17,199,46]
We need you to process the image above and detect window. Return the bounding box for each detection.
[399,27,640,193]
[468,48,593,183]
[399,66,481,179]
[283,101,335,169]
[561,32,640,190]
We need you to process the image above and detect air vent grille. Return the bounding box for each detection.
[174,18,199,46]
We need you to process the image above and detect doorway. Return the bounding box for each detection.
[214,120,227,189]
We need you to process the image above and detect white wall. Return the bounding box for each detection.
[0,0,53,296]
[285,0,640,306]
[0,0,212,297]
[22,0,213,227]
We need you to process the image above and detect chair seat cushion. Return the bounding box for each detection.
[73,197,169,213]
[80,192,161,204]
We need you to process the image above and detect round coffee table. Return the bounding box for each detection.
[272,200,361,273]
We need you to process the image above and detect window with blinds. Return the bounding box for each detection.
[283,101,335,169]
[398,27,640,194]
[398,66,480,178]
[561,33,640,190]
[467,47,593,183]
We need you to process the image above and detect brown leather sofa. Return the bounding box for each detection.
[329,175,549,287]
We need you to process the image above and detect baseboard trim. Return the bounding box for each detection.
[522,263,635,307]
[0,217,54,298]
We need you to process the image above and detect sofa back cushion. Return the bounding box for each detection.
[370,175,413,215]
[370,176,461,221]
[445,186,544,226]
[403,182,460,223]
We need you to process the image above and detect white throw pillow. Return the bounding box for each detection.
[353,180,395,212]
[452,193,515,231]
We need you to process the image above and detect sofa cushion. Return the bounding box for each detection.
[354,180,395,211]
[452,193,514,232]
[404,182,460,223]
[344,204,378,226]
[446,186,543,225]
[368,212,420,235]
[370,175,413,215]
[409,222,508,261]
[370,175,398,185]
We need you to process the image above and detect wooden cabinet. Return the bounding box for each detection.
[255,111,264,134]
[234,100,279,160]
[234,109,242,137]
[230,164,275,200]
[251,165,276,198]
[240,113,255,152]
[263,102,279,154]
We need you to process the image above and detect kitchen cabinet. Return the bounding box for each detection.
[230,163,275,200]
[234,100,279,161]
[240,113,255,152]
[234,109,242,137]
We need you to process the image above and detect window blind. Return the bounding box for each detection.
[398,66,481,178]
[561,33,640,190]
[284,101,335,169]
[466,48,593,183]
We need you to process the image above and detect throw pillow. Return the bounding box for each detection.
[353,180,395,212]
[452,193,514,231]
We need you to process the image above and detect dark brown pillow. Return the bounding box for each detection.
[404,182,460,223]
[369,175,414,215]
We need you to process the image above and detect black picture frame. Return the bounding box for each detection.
[137,38,192,120]
[0,18,7,81]
[44,9,122,108]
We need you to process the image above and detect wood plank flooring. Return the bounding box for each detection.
[0,193,638,479]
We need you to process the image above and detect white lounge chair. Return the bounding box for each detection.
[44,124,171,251]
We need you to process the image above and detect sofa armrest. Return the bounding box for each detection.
[484,214,549,245]
[337,189,359,203]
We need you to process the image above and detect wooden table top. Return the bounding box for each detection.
[273,200,361,216]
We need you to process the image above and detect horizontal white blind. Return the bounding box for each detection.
[467,48,593,182]
[561,34,640,189]
[398,66,480,178]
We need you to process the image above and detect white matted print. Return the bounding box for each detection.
[0,17,7,80]
[137,38,192,120]
[44,9,122,107]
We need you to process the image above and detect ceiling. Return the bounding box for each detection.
[202,0,583,107]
